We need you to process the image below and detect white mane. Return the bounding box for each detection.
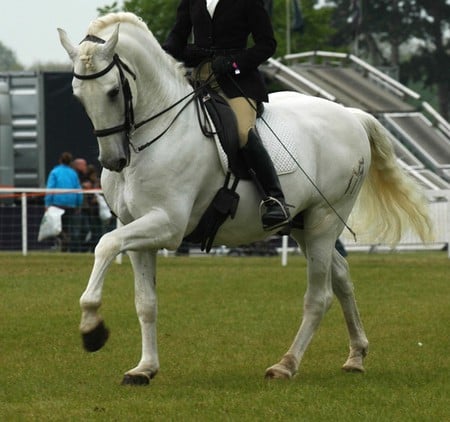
[87,12,148,35]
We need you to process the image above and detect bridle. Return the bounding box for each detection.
[74,52,137,139]
[73,35,200,153]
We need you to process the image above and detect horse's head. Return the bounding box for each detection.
[58,25,131,172]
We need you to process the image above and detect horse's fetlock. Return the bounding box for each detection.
[80,306,103,333]
[281,353,298,373]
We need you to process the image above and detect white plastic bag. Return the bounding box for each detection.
[95,193,112,221]
[38,206,65,242]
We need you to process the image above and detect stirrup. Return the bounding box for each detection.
[259,197,291,231]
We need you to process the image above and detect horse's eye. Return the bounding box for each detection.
[108,87,120,99]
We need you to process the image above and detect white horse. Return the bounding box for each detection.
[58,12,432,385]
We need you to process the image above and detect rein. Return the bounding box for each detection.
[73,35,204,152]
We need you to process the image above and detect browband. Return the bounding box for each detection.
[79,34,106,44]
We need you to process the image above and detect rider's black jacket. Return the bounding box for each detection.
[162,0,276,102]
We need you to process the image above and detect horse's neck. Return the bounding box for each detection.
[116,37,191,124]
[93,21,190,123]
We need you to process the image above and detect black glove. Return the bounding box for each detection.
[211,56,234,76]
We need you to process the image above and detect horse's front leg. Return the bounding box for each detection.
[79,211,180,367]
[79,234,120,352]
[121,250,159,386]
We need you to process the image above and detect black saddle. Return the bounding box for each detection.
[197,85,263,180]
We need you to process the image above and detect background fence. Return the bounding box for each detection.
[0,188,115,255]
[0,188,449,258]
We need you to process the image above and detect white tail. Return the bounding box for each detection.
[350,109,434,244]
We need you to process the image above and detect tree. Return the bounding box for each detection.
[97,1,123,16]
[401,0,450,120]
[271,0,336,56]
[0,41,23,71]
[121,0,179,42]
[329,0,449,119]
[329,0,423,65]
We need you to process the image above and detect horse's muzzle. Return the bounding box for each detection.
[100,157,128,172]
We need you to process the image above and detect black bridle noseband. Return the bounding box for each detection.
[73,35,200,152]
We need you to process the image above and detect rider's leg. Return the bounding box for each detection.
[227,96,290,231]
[241,128,290,230]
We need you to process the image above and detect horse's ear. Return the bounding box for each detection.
[57,28,78,61]
[101,24,120,59]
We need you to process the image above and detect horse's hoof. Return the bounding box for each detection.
[82,321,109,352]
[265,353,298,379]
[121,374,151,386]
[265,364,293,379]
[342,362,365,373]
[342,349,367,372]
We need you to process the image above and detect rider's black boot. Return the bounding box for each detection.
[241,128,290,231]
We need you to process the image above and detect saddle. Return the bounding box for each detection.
[196,84,253,180]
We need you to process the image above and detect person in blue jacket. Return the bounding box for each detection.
[45,152,83,251]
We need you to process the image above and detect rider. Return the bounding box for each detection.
[163,0,290,231]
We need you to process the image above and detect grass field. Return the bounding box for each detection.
[0,252,449,421]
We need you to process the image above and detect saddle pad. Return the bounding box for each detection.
[213,105,297,176]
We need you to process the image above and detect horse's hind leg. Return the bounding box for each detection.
[266,231,335,379]
[331,249,369,372]
[122,250,160,385]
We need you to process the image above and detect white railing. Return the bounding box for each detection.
[282,51,421,101]
[0,188,449,258]
[266,58,336,101]
[0,187,104,256]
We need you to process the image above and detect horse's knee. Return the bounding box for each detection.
[95,231,121,257]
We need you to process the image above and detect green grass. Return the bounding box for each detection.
[0,252,449,421]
